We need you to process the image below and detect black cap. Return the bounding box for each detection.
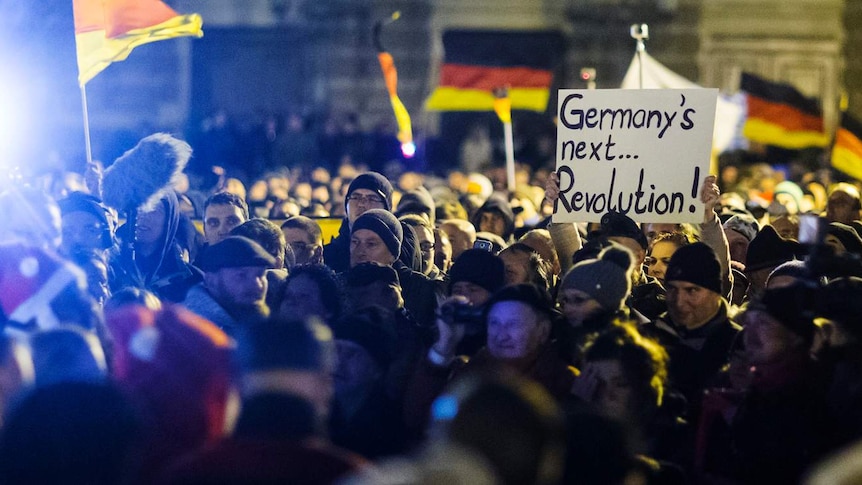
[599,211,647,250]
[199,236,276,272]
[449,249,505,294]
[665,242,722,294]
[345,172,394,211]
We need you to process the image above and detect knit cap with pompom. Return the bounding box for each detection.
[560,243,634,311]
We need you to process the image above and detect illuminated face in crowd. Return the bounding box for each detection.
[499,249,531,286]
[136,202,166,249]
[646,241,679,284]
[205,266,267,308]
[282,227,322,265]
[478,210,507,238]
[665,280,721,330]
[558,288,604,327]
[724,229,750,264]
[412,224,436,275]
[204,203,246,246]
[350,229,395,267]
[486,301,550,361]
[346,189,386,226]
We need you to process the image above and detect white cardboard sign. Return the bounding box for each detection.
[552,88,717,223]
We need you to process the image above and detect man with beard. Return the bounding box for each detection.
[182,236,273,337]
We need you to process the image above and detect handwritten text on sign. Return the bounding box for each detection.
[553,89,717,223]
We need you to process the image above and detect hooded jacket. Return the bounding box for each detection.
[110,191,200,302]
[471,194,516,242]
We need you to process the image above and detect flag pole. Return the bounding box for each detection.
[80,84,94,166]
[630,24,649,89]
[494,87,515,192]
[504,122,515,191]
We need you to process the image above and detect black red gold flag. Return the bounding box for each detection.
[425,30,563,112]
[741,72,828,149]
[832,111,862,180]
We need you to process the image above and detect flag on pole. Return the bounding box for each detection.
[492,88,512,124]
[740,72,829,149]
[832,112,862,181]
[620,51,745,153]
[425,30,563,112]
[73,0,203,86]
[374,12,413,157]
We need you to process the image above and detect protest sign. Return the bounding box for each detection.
[553,89,717,223]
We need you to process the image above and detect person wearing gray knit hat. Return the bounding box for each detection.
[350,209,403,267]
[723,213,760,265]
[558,243,633,328]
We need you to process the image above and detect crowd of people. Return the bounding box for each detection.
[1,130,862,485]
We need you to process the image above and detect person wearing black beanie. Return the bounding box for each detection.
[646,242,741,406]
[324,171,394,273]
[350,209,403,267]
[348,210,445,332]
[448,249,506,307]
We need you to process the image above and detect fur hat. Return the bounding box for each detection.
[665,242,722,294]
[449,249,506,294]
[351,209,403,259]
[199,236,276,272]
[345,172,393,210]
[561,244,633,311]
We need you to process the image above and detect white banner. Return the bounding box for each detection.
[553,88,717,223]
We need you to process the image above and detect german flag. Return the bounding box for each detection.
[425,30,563,112]
[74,0,203,86]
[741,72,829,149]
[832,112,862,181]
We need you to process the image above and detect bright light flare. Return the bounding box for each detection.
[401,141,416,159]
[0,75,30,167]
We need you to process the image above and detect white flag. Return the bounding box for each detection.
[621,52,745,153]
